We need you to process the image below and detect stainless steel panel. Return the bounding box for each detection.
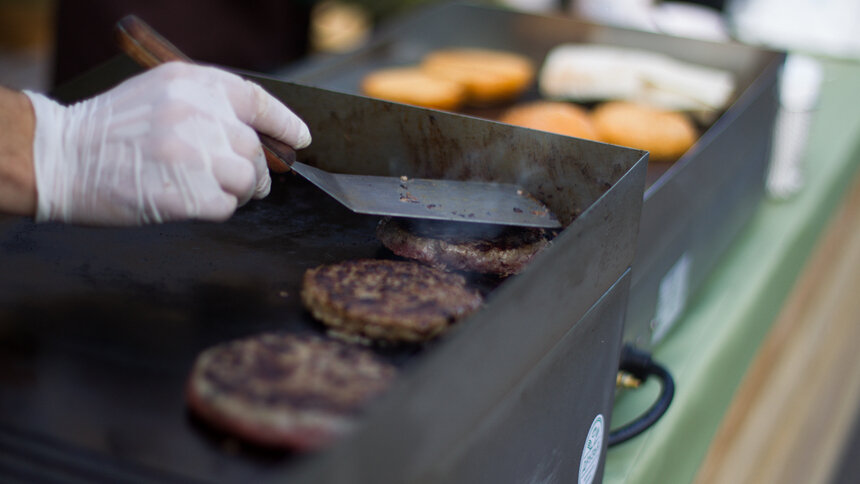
[419,272,631,484]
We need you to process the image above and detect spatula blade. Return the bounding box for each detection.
[292,162,562,228]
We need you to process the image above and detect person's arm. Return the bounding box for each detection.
[15,62,311,226]
[0,86,37,216]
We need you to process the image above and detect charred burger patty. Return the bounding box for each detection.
[301,259,483,344]
[186,332,396,452]
[376,217,551,277]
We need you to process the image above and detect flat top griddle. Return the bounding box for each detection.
[281,3,781,193]
[0,172,505,482]
[0,41,648,482]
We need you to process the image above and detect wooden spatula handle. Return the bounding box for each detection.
[115,15,295,173]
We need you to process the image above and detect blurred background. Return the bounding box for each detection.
[1,1,858,482]
[0,0,445,91]
[2,0,858,91]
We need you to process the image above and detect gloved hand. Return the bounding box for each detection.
[25,62,311,225]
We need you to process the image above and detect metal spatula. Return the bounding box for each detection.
[115,15,560,228]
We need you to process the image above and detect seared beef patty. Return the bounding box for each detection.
[186,332,396,452]
[376,217,551,277]
[301,259,483,344]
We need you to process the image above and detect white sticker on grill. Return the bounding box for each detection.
[651,252,692,344]
[579,414,604,484]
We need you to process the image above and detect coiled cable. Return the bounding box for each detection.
[608,344,675,447]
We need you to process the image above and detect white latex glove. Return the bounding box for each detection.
[24,62,312,225]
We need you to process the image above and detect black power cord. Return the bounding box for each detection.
[608,344,676,447]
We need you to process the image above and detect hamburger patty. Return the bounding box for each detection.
[186,332,396,452]
[301,259,483,344]
[376,217,551,277]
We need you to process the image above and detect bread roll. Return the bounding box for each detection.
[420,48,534,106]
[361,66,466,110]
[499,101,600,140]
[592,101,697,162]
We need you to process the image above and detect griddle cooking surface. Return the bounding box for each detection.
[0,173,503,482]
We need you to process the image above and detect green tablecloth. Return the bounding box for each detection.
[604,57,860,483]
